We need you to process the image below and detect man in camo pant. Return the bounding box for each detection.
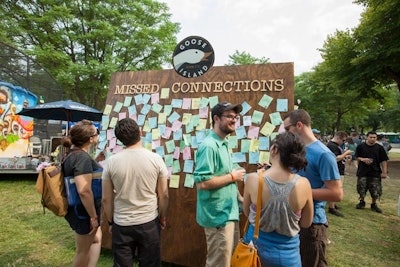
[355,131,388,213]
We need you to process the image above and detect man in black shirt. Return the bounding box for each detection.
[355,131,388,213]
[326,131,353,217]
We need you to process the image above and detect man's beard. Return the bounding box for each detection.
[219,123,235,135]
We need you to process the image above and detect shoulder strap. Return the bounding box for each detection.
[253,171,263,240]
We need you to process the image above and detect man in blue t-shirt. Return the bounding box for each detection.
[283,109,343,267]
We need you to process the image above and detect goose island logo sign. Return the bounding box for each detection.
[172,36,215,78]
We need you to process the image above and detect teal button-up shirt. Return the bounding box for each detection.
[194,131,239,228]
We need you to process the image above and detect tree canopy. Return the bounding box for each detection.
[353,0,400,91]
[226,50,270,65]
[0,0,179,109]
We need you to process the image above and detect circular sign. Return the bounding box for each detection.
[172,36,215,78]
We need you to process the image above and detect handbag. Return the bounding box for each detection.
[64,168,103,206]
[231,171,263,267]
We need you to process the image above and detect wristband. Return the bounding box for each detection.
[230,172,236,181]
[90,217,98,223]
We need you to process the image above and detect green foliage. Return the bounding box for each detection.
[0,0,179,110]
[226,50,270,65]
[353,0,400,90]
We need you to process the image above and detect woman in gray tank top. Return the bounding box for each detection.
[243,132,313,267]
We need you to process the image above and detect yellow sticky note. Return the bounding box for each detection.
[259,151,270,164]
[161,88,170,99]
[260,122,275,136]
[169,175,180,188]
[103,104,112,115]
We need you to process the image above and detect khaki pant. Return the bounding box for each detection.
[204,221,236,267]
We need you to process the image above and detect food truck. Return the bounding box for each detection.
[0,81,39,172]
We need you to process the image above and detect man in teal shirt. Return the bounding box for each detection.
[194,101,246,267]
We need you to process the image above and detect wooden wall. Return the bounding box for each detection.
[101,63,294,266]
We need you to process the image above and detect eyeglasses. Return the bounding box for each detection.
[221,114,240,120]
[284,124,295,132]
[91,128,100,137]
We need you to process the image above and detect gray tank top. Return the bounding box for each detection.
[249,174,301,237]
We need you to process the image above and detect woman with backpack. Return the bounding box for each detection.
[62,120,102,267]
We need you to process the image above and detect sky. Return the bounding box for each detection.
[162,0,365,75]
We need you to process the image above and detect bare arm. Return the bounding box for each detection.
[196,168,245,190]
[312,179,343,202]
[157,175,169,229]
[242,172,258,217]
[101,179,115,227]
[75,174,97,218]
[298,178,314,228]
[380,161,388,178]
[337,150,352,162]
[75,173,99,234]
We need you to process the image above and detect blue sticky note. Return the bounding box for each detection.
[235,126,247,139]
[232,152,246,163]
[195,130,207,144]
[148,117,157,129]
[168,111,180,124]
[240,101,252,115]
[113,102,123,113]
[173,129,183,141]
[137,114,146,126]
[183,159,194,173]
[144,132,152,143]
[171,99,183,108]
[155,146,165,157]
[134,94,143,105]
[123,96,132,107]
[258,136,270,150]
[276,99,288,112]
[158,124,166,136]
[127,105,137,115]
[140,104,151,115]
[249,152,260,164]
[142,94,151,104]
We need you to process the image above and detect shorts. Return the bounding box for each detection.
[64,199,101,235]
[357,176,382,199]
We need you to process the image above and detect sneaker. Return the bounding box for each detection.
[356,200,366,209]
[334,204,340,210]
[371,203,382,213]
[328,208,344,217]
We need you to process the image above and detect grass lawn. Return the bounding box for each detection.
[1,151,399,266]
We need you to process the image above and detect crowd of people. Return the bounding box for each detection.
[59,104,392,267]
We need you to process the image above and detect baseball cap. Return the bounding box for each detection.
[312,129,321,134]
[211,101,243,118]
